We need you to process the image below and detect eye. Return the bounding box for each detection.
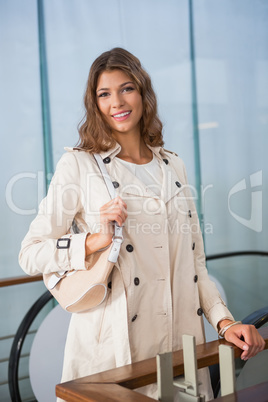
[98,92,110,98]
[122,86,135,93]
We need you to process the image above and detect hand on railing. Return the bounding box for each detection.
[220,320,265,361]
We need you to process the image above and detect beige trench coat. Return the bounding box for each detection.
[19,143,234,401]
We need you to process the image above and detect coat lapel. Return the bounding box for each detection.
[98,144,185,204]
[149,146,185,204]
[110,160,158,198]
[100,144,159,199]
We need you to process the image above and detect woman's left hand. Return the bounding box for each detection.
[223,323,265,360]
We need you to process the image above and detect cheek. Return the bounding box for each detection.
[96,100,103,112]
[134,95,143,115]
[96,93,107,108]
[97,102,108,118]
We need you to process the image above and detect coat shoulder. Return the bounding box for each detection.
[162,148,185,172]
[62,147,96,165]
[51,148,97,181]
[163,148,178,157]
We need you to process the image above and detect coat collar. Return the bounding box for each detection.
[65,144,183,204]
[99,144,183,204]
[64,143,122,160]
[98,143,167,162]
[98,142,122,160]
[65,143,171,162]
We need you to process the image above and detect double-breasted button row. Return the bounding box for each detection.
[197,308,203,316]
[126,244,134,252]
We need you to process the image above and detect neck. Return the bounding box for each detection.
[113,132,152,164]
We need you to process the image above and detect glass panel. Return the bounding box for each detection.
[43,0,196,182]
[207,256,268,319]
[193,0,268,317]
[0,1,48,399]
[0,0,44,278]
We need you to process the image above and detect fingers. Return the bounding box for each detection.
[100,196,128,228]
[224,329,250,360]
[224,324,265,361]
[240,325,266,360]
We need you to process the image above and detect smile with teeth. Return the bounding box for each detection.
[113,111,130,117]
[112,111,131,121]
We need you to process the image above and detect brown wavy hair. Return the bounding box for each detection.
[76,47,164,153]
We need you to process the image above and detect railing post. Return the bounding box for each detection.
[157,335,205,401]
[157,353,174,401]
[219,344,236,396]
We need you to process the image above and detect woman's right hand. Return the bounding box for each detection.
[85,196,127,256]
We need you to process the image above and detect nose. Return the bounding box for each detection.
[111,92,124,109]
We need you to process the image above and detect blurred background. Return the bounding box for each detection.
[0,0,267,400]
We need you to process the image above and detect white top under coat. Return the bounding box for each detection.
[115,154,163,197]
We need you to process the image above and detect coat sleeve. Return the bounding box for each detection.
[19,152,91,276]
[180,159,234,331]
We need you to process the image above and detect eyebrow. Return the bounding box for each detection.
[96,81,134,93]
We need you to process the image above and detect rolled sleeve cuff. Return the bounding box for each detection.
[207,303,235,332]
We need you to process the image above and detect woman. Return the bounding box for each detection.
[19,48,264,400]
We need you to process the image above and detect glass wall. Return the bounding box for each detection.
[0,1,48,400]
[192,0,268,319]
[0,0,267,400]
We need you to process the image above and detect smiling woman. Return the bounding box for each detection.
[96,70,143,143]
[77,47,163,153]
[19,47,265,402]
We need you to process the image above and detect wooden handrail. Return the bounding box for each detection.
[0,274,43,288]
[2,250,266,288]
[56,327,268,401]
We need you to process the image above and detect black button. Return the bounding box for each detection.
[192,242,195,250]
[108,281,112,289]
[175,181,181,188]
[188,210,192,218]
[197,308,203,316]
[103,157,111,164]
[134,277,140,286]
[163,159,169,165]
[126,244,134,252]
[112,181,119,188]
[132,314,138,322]
[194,275,198,283]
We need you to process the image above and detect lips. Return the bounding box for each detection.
[112,111,131,121]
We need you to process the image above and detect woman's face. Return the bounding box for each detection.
[96,69,143,140]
